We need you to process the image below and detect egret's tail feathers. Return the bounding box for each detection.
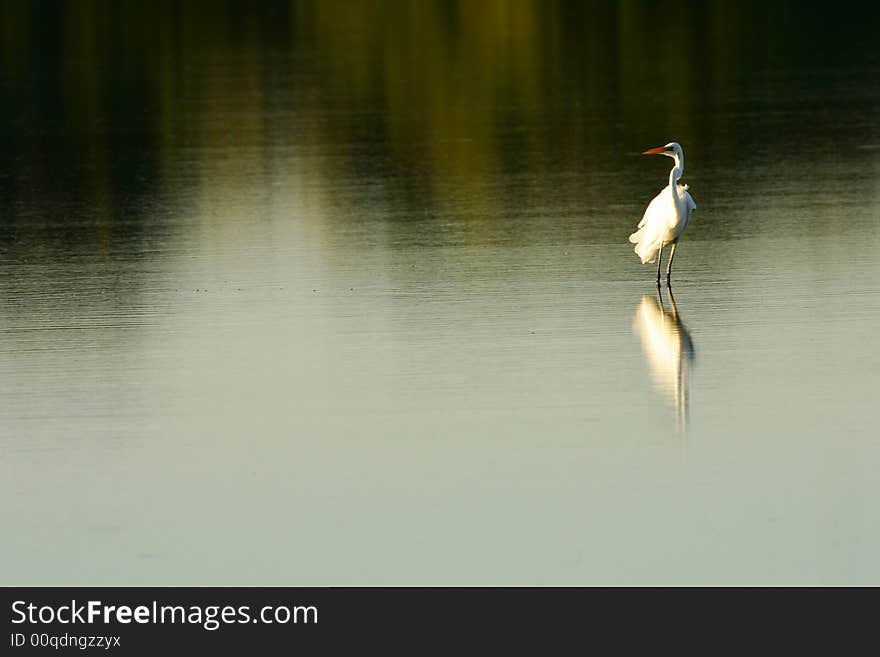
[634,242,660,264]
[630,230,661,264]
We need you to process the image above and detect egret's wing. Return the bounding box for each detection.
[636,186,670,229]
[629,187,672,262]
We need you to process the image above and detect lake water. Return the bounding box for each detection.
[1,1,879,585]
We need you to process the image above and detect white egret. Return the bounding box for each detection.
[629,142,696,283]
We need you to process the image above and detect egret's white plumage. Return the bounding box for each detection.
[629,142,696,282]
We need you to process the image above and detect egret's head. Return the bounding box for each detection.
[642,142,682,159]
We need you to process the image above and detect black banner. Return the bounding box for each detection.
[0,586,859,653]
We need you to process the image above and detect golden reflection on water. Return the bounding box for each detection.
[633,286,695,433]
[3,0,871,258]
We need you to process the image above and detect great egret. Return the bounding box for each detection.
[629,142,696,283]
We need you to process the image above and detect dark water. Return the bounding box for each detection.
[2,1,879,584]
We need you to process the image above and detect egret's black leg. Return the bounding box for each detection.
[656,245,663,283]
[665,242,677,284]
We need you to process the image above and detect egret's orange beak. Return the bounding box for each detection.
[642,146,667,155]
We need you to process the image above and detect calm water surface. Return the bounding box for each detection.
[1,2,879,584]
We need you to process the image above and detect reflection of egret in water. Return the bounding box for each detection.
[633,286,696,432]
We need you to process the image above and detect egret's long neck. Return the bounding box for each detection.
[668,153,684,187]
[668,153,684,212]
